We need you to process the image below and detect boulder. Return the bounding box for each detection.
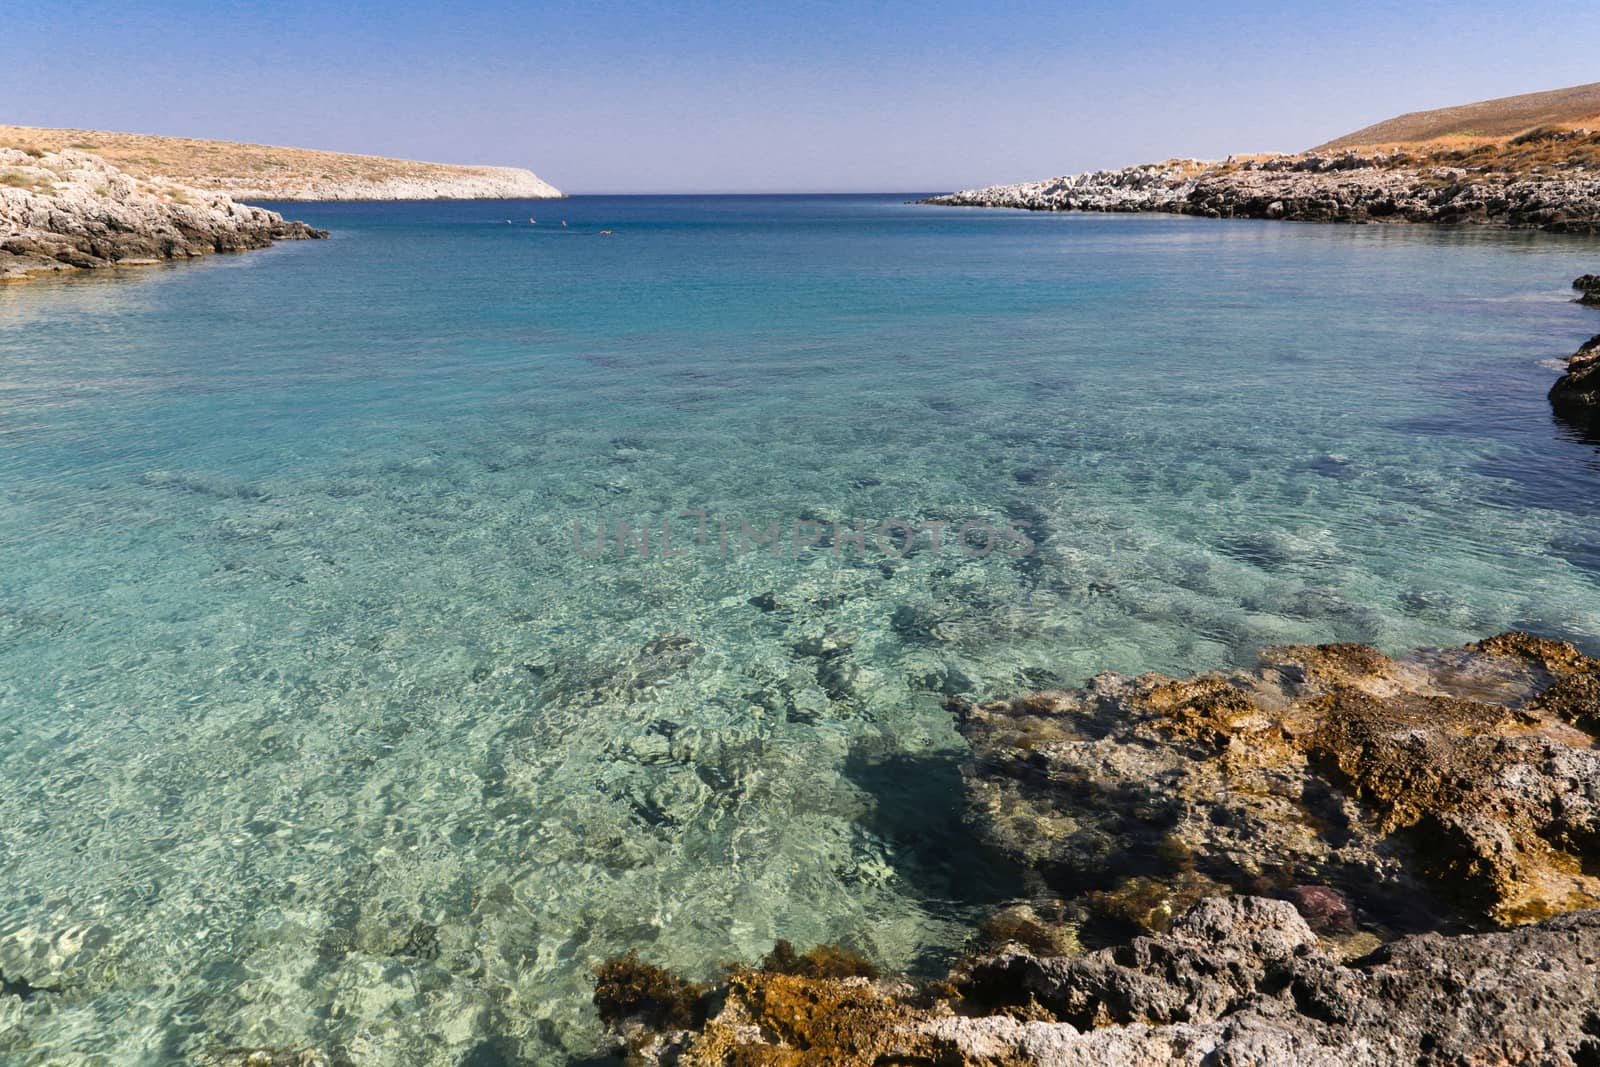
[1575,273,1600,305]
[1551,334,1600,424]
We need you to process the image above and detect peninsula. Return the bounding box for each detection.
[0,125,563,201]
[923,82,1600,233]
[1,126,564,280]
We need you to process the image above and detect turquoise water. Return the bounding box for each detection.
[2,195,1599,1064]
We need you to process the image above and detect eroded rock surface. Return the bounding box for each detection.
[597,633,1600,1066]
[956,632,1600,932]
[599,898,1600,1067]
[1,146,325,280]
[1576,273,1600,306]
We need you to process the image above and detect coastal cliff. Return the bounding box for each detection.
[595,632,1600,1066]
[1,147,325,281]
[922,134,1600,232]
[0,125,563,201]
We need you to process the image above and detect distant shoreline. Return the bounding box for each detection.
[0,124,563,202]
[921,137,1600,234]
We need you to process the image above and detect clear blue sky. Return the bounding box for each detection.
[4,1,1598,193]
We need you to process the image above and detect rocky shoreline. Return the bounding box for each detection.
[595,631,1600,1065]
[1,146,325,281]
[922,131,1600,233]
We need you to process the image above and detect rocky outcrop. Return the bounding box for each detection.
[597,898,1600,1066]
[1551,334,1600,425]
[1577,273,1600,305]
[0,147,325,280]
[955,632,1600,932]
[923,139,1600,233]
[596,633,1600,1065]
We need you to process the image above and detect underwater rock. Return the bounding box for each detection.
[596,898,1600,1067]
[1550,334,1600,424]
[594,633,1600,1066]
[1284,884,1357,934]
[0,968,61,1001]
[593,951,709,1035]
[952,632,1600,930]
[191,1050,351,1067]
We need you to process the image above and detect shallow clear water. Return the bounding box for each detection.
[2,195,1599,1064]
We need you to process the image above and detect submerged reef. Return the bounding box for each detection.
[596,633,1600,1066]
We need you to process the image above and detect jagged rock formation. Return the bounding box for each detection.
[0,146,325,280]
[1577,273,1600,306]
[955,632,1600,932]
[596,898,1600,1066]
[596,633,1600,1065]
[923,133,1600,233]
[0,125,563,201]
[1551,334,1600,425]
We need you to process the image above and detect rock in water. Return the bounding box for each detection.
[1576,273,1600,305]
[954,632,1600,931]
[0,146,325,281]
[597,899,1600,1066]
[1551,334,1600,424]
[595,633,1600,1067]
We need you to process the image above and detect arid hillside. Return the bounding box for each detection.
[1313,81,1600,151]
[0,125,561,200]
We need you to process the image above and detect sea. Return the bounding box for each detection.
[2,194,1599,1064]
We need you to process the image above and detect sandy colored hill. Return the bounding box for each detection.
[0,125,562,201]
[1312,81,1600,152]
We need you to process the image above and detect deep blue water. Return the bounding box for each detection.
[2,194,1599,1064]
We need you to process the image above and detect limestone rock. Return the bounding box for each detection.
[953,633,1600,932]
[599,897,1600,1067]
[922,142,1600,233]
[0,147,325,281]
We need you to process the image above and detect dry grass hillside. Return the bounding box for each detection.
[1313,81,1600,152]
[0,125,561,200]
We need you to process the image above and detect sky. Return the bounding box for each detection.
[4,1,1599,194]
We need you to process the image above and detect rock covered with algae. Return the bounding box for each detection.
[595,898,1600,1066]
[595,632,1600,1066]
[955,631,1600,932]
